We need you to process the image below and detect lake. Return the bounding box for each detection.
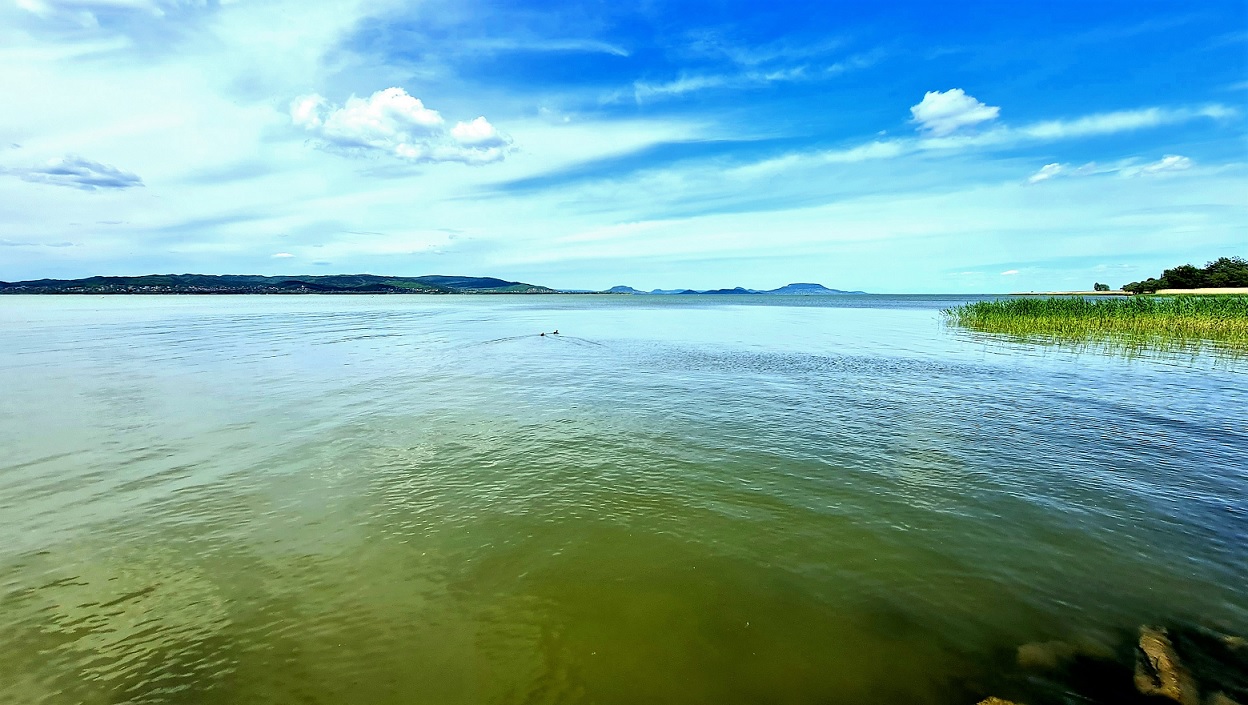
[0,294,1244,704]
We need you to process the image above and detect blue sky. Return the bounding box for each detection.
[1,0,1245,292]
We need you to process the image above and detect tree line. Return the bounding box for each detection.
[1119,256,1248,294]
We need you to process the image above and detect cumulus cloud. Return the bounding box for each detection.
[8,155,144,190]
[291,88,512,165]
[272,252,294,258]
[910,89,1001,136]
[1001,269,1020,275]
[450,116,509,148]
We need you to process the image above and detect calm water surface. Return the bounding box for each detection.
[0,295,1244,704]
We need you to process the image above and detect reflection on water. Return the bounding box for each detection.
[948,323,1248,367]
[0,295,1244,704]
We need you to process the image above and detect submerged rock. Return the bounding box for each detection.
[1136,626,1200,705]
[1017,637,1116,671]
[977,698,1026,705]
[1017,641,1078,670]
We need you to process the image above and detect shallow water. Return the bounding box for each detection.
[0,294,1244,705]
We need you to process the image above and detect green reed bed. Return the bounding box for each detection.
[943,295,1248,350]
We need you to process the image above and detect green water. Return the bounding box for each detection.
[0,295,1244,704]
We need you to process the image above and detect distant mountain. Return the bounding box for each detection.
[0,274,556,295]
[702,287,755,295]
[592,283,865,295]
[764,283,864,295]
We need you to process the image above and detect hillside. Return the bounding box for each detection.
[0,274,556,295]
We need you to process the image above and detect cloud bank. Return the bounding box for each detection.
[291,88,513,165]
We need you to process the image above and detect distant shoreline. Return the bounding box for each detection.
[1011,288,1248,296]
[1010,291,1130,296]
[0,274,866,296]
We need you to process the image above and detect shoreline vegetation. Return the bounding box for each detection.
[1013,257,1248,296]
[1121,257,1248,294]
[1011,289,1248,296]
[943,295,1248,351]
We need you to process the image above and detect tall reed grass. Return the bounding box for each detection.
[942,295,1248,350]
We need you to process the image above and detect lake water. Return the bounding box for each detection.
[0,294,1244,705]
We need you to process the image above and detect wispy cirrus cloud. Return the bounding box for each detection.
[291,87,513,165]
[455,37,629,56]
[0,238,77,247]
[1027,163,1068,184]
[16,0,207,22]
[6,155,144,191]
[1017,105,1234,140]
[1028,155,1194,184]
[622,50,882,103]
[733,94,1235,176]
[681,31,849,66]
[629,69,802,101]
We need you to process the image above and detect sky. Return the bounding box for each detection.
[1,0,1246,292]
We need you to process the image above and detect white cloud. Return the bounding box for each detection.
[291,88,513,165]
[624,53,878,103]
[271,252,294,258]
[1,0,1244,291]
[910,89,1000,136]
[1018,106,1232,140]
[1124,154,1193,177]
[1027,163,1065,184]
[629,74,730,101]
[753,99,1232,175]
[7,155,143,190]
[458,38,629,57]
[450,116,509,148]
[1001,269,1020,275]
[823,140,907,163]
[16,0,210,26]
[1028,155,1194,184]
